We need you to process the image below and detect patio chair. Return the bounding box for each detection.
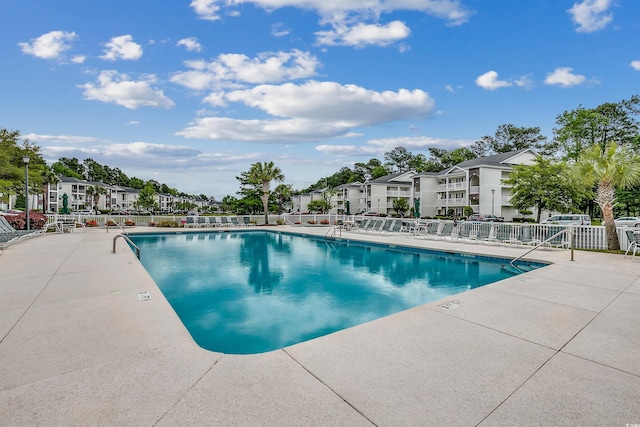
[415,221,440,240]
[542,225,569,248]
[471,222,493,243]
[506,224,538,245]
[434,222,454,240]
[624,229,640,260]
[490,224,514,245]
[229,217,244,227]
[184,216,198,228]
[243,217,255,226]
[220,217,232,227]
[456,222,474,241]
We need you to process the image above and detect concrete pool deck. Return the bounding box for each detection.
[1,225,639,426]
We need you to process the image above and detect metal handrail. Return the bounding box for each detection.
[105,216,127,234]
[510,229,574,271]
[112,233,140,259]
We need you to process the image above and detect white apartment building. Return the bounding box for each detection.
[413,149,537,219]
[361,171,414,216]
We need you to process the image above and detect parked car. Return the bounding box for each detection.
[467,214,503,222]
[362,212,379,216]
[614,216,640,227]
[74,209,95,215]
[541,214,591,226]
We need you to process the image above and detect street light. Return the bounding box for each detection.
[377,198,380,213]
[22,156,30,230]
[491,188,495,216]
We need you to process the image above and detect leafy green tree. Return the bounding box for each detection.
[83,158,107,182]
[571,142,640,250]
[392,198,410,217]
[239,161,285,224]
[55,157,85,178]
[353,158,384,181]
[135,184,159,212]
[384,147,414,172]
[553,95,640,160]
[273,184,293,214]
[502,156,586,223]
[371,165,390,179]
[128,177,145,189]
[0,128,47,207]
[220,195,238,213]
[427,147,477,170]
[472,124,549,157]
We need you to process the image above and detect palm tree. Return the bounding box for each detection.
[571,142,640,250]
[41,166,59,213]
[247,162,284,225]
[92,186,106,212]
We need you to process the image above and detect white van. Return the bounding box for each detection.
[541,214,591,226]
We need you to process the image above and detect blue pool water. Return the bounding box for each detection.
[130,231,543,354]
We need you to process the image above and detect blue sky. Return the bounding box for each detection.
[2,0,639,198]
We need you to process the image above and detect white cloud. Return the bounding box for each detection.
[271,23,291,37]
[100,35,143,61]
[514,75,534,89]
[177,81,434,142]
[24,133,102,144]
[568,0,613,33]
[126,121,141,126]
[631,60,640,71]
[190,0,471,25]
[177,37,202,52]
[171,50,320,90]
[316,135,473,156]
[316,20,411,47]
[18,30,77,60]
[79,70,175,109]
[190,0,222,21]
[475,71,511,90]
[544,67,588,87]
[71,55,86,64]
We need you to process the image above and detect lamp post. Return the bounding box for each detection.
[491,188,495,216]
[22,156,30,230]
[377,198,380,214]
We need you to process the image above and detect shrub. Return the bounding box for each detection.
[276,218,285,225]
[85,219,98,227]
[125,220,136,226]
[106,220,117,227]
[148,221,157,227]
[158,220,179,227]
[320,219,330,224]
[4,211,46,230]
[307,220,316,224]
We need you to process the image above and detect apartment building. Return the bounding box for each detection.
[413,149,537,219]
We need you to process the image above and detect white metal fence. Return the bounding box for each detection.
[45,213,634,251]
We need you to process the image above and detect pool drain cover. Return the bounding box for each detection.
[138,291,152,301]
[439,300,461,310]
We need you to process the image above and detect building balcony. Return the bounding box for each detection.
[437,182,466,191]
[469,186,479,194]
[436,198,466,206]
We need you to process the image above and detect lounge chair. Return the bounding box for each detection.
[456,222,474,241]
[415,221,440,240]
[220,217,232,227]
[472,223,493,243]
[184,216,198,228]
[243,217,255,226]
[229,217,244,227]
[197,216,207,227]
[542,225,569,248]
[490,224,514,245]
[624,229,640,260]
[434,222,454,240]
[507,224,538,245]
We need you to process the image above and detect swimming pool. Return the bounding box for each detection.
[130,231,544,354]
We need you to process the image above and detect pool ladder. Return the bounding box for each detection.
[112,233,141,259]
[507,229,574,273]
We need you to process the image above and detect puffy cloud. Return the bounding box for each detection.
[71,55,86,64]
[475,71,511,90]
[190,0,222,21]
[171,50,320,90]
[190,0,471,25]
[631,60,640,71]
[100,35,143,61]
[544,67,588,87]
[24,133,102,144]
[568,0,613,33]
[18,30,77,59]
[177,81,434,142]
[271,23,291,37]
[316,136,473,156]
[177,37,202,52]
[79,70,175,109]
[316,20,411,47]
